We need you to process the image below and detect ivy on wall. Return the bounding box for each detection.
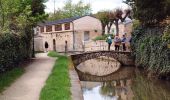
[131,26,170,75]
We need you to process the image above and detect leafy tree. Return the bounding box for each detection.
[124,0,170,26]
[95,11,109,35]
[0,0,47,57]
[96,8,131,36]
[48,0,91,21]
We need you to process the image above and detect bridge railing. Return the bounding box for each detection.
[74,40,131,52]
[60,40,131,53]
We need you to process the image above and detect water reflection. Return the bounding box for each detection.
[77,56,120,76]
[77,57,170,100]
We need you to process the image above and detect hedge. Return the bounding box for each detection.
[0,33,30,73]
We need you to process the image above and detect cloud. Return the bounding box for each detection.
[45,0,128,13]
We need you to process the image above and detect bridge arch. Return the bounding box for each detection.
[71,51,134,66]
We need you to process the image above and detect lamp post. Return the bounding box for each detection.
[32,27,36,58]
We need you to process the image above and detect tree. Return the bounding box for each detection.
[95,7,131,36]
[124,0,170,26]
[48,0,91,21]
[95,11,109,35]
[0,0,47,57]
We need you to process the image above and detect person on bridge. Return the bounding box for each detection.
[121,35,126,51]
[106,36,112,51]
[114,35,121,51]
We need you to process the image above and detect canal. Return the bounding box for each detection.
[75,56,170,100]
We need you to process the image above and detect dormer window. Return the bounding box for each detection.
[64,23,70,30]
[46,25,52,32]
[55,24,62,31]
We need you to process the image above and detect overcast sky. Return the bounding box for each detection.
[45,0,129,13]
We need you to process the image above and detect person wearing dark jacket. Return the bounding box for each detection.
[121,35,126,51]
[45,42,49,52]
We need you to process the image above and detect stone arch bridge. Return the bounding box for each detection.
[71,50,134,66]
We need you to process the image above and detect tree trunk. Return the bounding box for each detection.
[101,22,106,35]
[102,25,105,35]
[107,22,113,34]
[115,19,119,36]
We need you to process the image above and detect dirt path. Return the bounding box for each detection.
[0,53,55,100]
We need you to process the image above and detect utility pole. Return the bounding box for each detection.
[54,0,55,14]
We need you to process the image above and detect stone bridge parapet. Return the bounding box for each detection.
[71,50,134,66]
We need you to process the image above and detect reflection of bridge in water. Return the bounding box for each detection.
[71,50,134,66]
[75,67,135,82]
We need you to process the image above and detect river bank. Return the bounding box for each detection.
[131,26,170,79]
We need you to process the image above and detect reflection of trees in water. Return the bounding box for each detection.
[99,82,116,97]
[132,71,170,100]
[99,80,131,100]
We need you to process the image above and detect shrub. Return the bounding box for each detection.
[0,33,30,72]
[93,34,114,41]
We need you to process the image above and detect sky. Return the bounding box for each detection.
[45,0,129,14]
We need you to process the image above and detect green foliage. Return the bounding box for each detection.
[131,26,170,75]
[93,34,114,41]
[95,11,109,35]
[0,0,47,72]
[133,20,140,30]
[48,0,91,21]
[0,67,24,92]
[40,52,71,100]
[0,33,29,72]
[162,25,170,42]
[47,51,59,57]
[125,0,170,26]
[0,0,47,31]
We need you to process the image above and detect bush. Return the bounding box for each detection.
[131,26,170,75]
[0,33,30,73]
[93,34,114,41]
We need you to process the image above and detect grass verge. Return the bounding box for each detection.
[40,51,71,100]
[0,68,24,93]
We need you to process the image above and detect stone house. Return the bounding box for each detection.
[34,15,102,52]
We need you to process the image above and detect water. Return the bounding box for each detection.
[76,57,170,100]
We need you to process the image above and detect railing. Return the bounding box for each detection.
[59,40,131,53]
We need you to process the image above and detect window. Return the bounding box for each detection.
[40,27,44,33]
[64,23,70,30]
[46,25,52,32]
[84,31,90,41]
[55,24,62,31]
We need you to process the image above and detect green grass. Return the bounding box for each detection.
[40,51,71,100]
[0,68,24,93]
[47,51,60,57]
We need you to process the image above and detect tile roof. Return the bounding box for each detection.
[38,15,91,26]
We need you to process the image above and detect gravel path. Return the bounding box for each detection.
[0,53,55,100]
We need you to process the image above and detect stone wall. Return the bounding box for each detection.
[71,51,134,66]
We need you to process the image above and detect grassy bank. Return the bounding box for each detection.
[40,51,71,100]
[0,68,24,92]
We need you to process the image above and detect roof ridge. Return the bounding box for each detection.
[38,15,92,26]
